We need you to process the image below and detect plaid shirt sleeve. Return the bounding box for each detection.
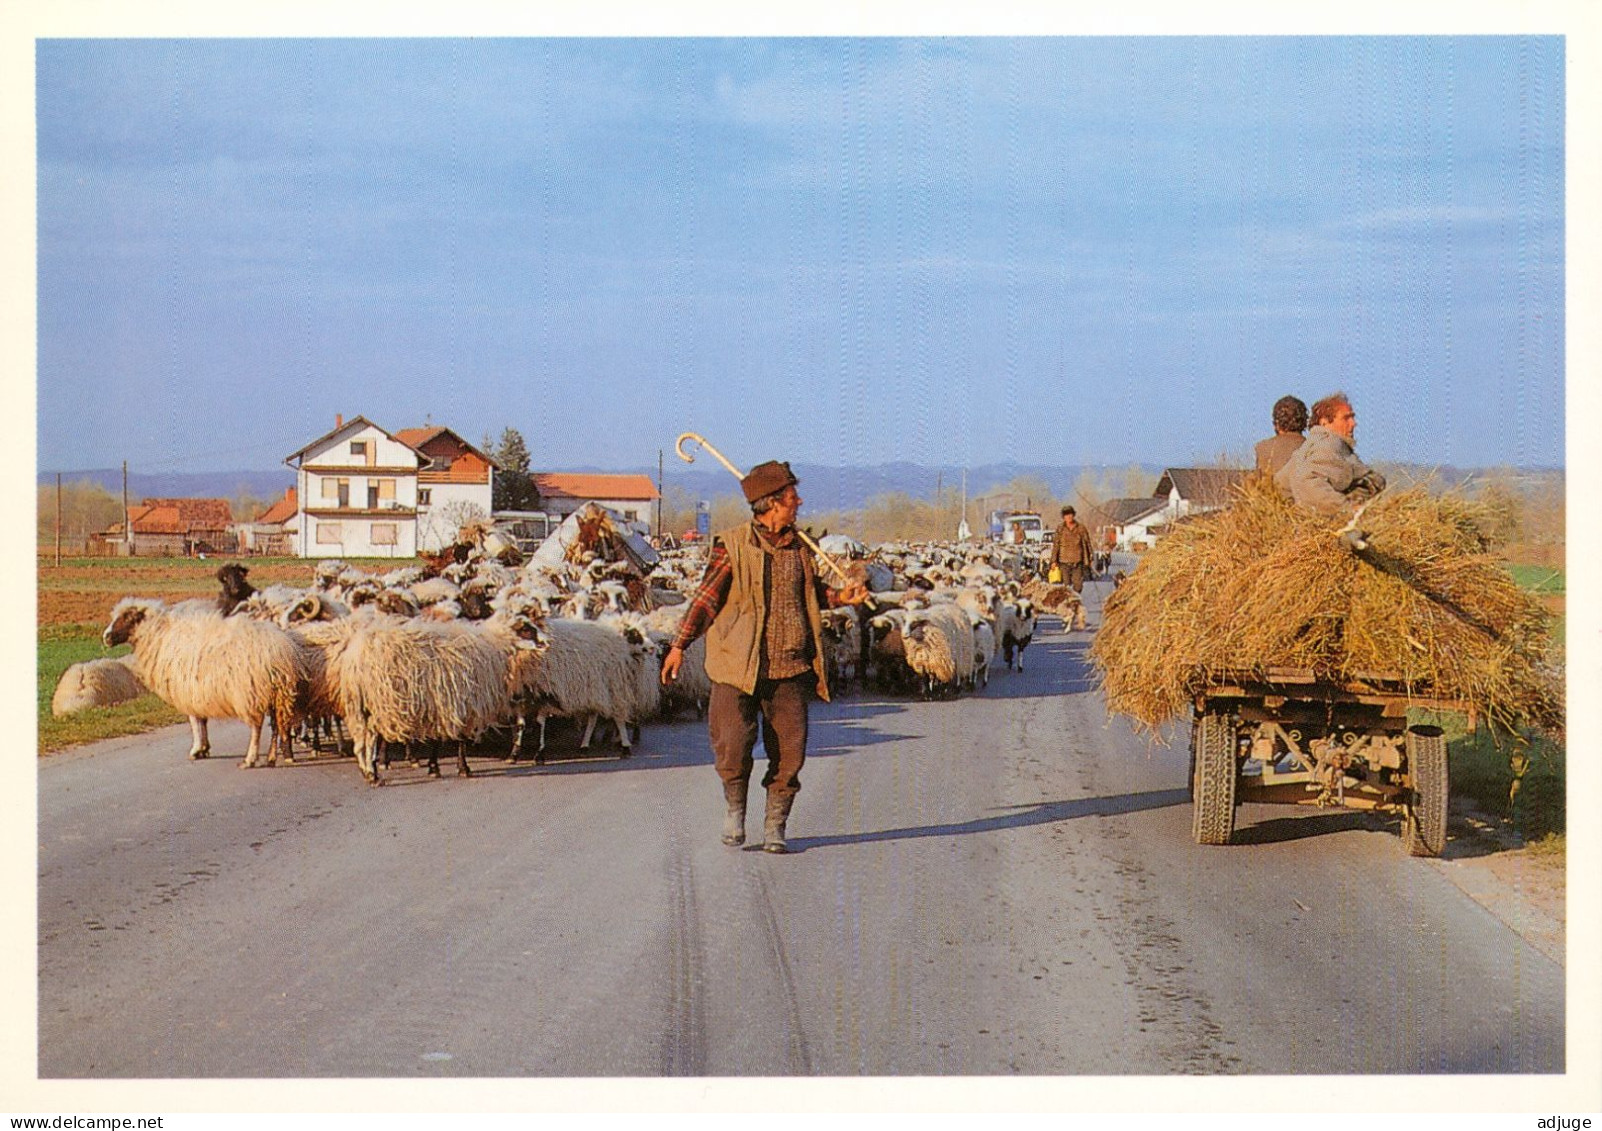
[671,544,733,651]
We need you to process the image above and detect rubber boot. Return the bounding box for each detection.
[721,781,748,847]
[762,791,795,854]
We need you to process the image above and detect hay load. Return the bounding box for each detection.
[1090,478,1562,736]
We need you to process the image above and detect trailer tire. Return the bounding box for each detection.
[1191,712,1238,846]
[1402,725,1448,857]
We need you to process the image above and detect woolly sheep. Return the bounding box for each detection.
[335,609,546,784]
[103,597,305,767]
[51,656,147,717]
[507,614,660,761]
[641,604,711,720]
[901,602,975,698]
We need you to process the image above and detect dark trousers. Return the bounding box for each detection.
[709,675,812,802]
[1066,563,1088,593]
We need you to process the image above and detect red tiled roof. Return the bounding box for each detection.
[255,487,298,525]
[394,426,449,450]
[418,451,493,485]
[127,497,233,531]
[532,473,659,502]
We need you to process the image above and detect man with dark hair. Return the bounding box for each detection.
[1275,391,1386,514]
[1049,505,1095,595]
[661,460,869,854]
[1254,394,1308,477]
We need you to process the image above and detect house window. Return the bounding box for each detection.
[316,522,342,544]
[371,523,398,546]
[623,510,638,521]
[351,440,376,466]
[322,478,338,500]
[336,479,350,508]
[418,488,432,506]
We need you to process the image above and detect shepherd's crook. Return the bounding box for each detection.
[675,431,871,605]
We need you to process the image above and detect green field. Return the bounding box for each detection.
[38,624,183,753]
[1507,563,1565,594]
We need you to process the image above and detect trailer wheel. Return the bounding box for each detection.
[1191,713,1238,846]
[1402,725,1448,857]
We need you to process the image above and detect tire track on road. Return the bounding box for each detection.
[659,843,708,1076]
[751,867,813,1074]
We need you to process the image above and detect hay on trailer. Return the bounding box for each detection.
[1090,478,1562,737]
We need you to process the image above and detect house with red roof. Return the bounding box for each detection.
[283,415,427,558]
[98,497,237,557]
[532,472,659,534]
[394,426,496,552]
[236,487,298,555]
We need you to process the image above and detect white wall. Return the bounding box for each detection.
[416,482,493,551]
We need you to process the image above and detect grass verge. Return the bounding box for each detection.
[38,624,183,754]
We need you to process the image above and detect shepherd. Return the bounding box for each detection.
[660,459,870,854]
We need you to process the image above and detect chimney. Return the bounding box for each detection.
[336,413,343,429]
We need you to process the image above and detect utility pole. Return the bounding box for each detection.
[656,449,664,537]
[55,472,62,567]
[122,460,130,557]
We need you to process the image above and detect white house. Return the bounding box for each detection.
[1101,497,1169,552]
[1151,468,1252,522]
[284,416,425,558]
[395,426,496,552]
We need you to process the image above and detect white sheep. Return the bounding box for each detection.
[968,611,997,690]
[334,608,546,784]
[642,605,711,720]
[102,597,305,767]
[901,602,975,698]
[51,656,147,717]
[507,614,660,762]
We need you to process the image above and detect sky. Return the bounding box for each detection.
[35,35,1565,476]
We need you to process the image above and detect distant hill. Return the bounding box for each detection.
[37,468,295,503]
[39,461,1561,517]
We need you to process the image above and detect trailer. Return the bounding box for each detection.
[1188,668,1469,856]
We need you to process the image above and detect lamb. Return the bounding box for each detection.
[51,656,147,717]
[102,597,304,767]
[968,611,997,690]
[506,614,661,762]
[334,608,547,784]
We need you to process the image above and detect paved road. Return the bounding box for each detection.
[38,595,1564,1078]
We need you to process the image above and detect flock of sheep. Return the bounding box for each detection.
[55,523,1079,786]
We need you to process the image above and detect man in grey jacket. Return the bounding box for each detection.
[1274,391,1386,514]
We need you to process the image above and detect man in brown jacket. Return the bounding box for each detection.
[661,460,869,854]
[1254,394,1308,479]
[1049,505,1095,594]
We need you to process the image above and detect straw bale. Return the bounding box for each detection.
[1090,479,1562,736]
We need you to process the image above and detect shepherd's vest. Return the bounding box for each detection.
[703,523,831,701]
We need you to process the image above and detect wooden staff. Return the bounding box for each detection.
[675,431,874,608]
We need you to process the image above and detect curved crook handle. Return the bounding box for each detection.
[675,432,745,479]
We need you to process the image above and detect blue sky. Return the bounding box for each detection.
[35,36,1564,475]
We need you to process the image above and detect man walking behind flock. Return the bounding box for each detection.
[1275,391,1386,514]
[1049,505,1095,594]
[661,460,869,854]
